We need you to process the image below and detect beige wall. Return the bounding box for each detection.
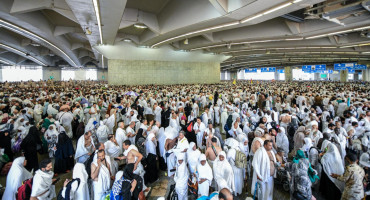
[97,70,108,81]
[108,60,220,85]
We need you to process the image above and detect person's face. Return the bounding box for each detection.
[23,159,27,167]
[244,141,248,146]
[123,144,129,150]
[42,162,53,172]
[192,145,196,151]
[98,152,105,162]
[197,119,201,124]
[262,117,267,123]
[270,129,277,136]
[264,142,273,151]
[143,120,147,125]
[201,160,206,166]
[178,160,183,164]
[49,126,53,130]
[219,155,225,161]
[84,132,91,140]
[179,133,184,140]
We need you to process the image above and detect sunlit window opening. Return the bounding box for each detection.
[61,70,75,80]
[86,70,97,80]
[2,66,42,82]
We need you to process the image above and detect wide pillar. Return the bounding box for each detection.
[362,68,370,82]
[230,71,237,81]
[284,66,293,81]
[314,73,320,80]
[108,60,221,85]
[42,67,61,81]
[97,70,108,81]
[353,73,359,81]
[340,70,348,82]
[274,71,279,80]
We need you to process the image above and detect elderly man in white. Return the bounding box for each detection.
[252,140,276,200]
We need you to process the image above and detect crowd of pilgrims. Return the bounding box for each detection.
[0,79,369,200]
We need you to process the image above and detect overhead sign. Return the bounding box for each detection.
[302,64,326,73]
[327,70,333,74]
[334,63,356,70]
[102,75,105,80]
[277,69,285,73]
[348,69,355,74]
[261,67,276,72]
[245,68,257,73]
[354,64,367,70]
[49,76,54,80]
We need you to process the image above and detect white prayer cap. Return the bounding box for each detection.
[310,121,318,127]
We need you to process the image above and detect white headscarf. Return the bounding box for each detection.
[187,142,201,173]
[237,134,249,157]
[213,151,235,192]
[301,137,313,153]
[2,157,32,200]
[321,143,345,191]
[197,154,213,181]
[174,153,189,196]
[71,163,89,200]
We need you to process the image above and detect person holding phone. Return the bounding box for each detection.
[30,159,57,200]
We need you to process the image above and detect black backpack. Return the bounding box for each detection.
[84,152,96,179]
[57,178,81,200]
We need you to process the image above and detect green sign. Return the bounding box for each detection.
[49,76,54,79]
[320,74,327,78]
[102,75,105,80]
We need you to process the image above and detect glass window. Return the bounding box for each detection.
[243,69,275,80]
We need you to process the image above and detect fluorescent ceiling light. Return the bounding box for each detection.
[306,25,370,40]
[362,52,370,54]
[123,39,132,42]
[92,0,103,44]
[293,0,303,3]
[285,37,304,40]
[0,19,77,67]
[241,14,263,23]
[134,24,148,29]
[0,59,10,65]
[262,2,292,15]
[0,43,46,66]
[101,55,104,68]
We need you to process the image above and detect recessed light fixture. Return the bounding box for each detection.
[134,24,148,29]
[123,39,132,42]
[92,0,103,44]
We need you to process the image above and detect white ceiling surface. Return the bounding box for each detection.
[0,0,369,68]
[95,42,229,62]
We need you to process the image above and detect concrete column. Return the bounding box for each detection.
[42,67,61,81]
[314,73,320,80]
[284,66,293,81]
[0,68,2,82]
[340,70,348,82]
[274,71,279,80]
[362,68,370,82]
[353,73,359,81]
[230,71,237,80]
[97,70,108,81]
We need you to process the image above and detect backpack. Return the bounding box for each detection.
[16,178,33,200]
[235,150,248,169]
[186,121,193,132]
[84,152,96,179]
[57,178,81,200]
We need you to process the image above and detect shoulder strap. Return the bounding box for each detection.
[64,178,81,200]
[211,144,218,157]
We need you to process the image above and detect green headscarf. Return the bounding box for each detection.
[293,150,320,183]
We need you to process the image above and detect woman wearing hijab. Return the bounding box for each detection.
[287,150,318,200]
[144,132,158,184]
[197,154,213,197]
[174,153,189,200]
[187,142,201,174]
[2,157,32,200]
[301,138,313,156]
[122,164,143,200]
[0,130,13,161]
[319,143,345,200]
[21,126,42,171]
[61,163,89,200]
[44,124,59,158]
[213,151,235,193]
[54,131,75,175]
